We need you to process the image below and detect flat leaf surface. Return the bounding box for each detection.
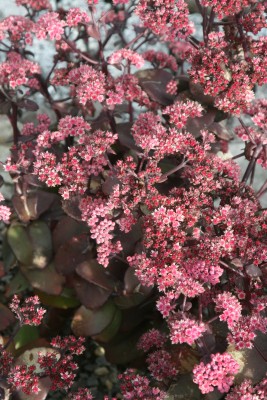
[71,300,117,336]
[20,262,65,295]
[76,260,116,290]
[55,235,92,275]
[0,303,16,330]
[72,275,112,309]
[52,216,88,251]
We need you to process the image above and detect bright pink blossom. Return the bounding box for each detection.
[193,353,240,394]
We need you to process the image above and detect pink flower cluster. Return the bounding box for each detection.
[168,314,206,345]
[0,192,11,223]
[0,52,40,89]
[9,295,46,326]
[108,49,145,68]
[193,352,240,394]
[215,292,242,328]
[119,369,166,400]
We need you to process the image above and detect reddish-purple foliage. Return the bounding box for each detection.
[0,0,267,398]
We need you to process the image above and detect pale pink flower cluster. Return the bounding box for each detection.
[168,314,206,345]
[16,0,51,11]
[143,50,178,71]
[163,100,203,129]
[131,112,166,153]
[0,16,34,45]
[135,0,194,41]
[147,350,177,381]
[35,12,66,40]
[66,8,90,27]
[68,65,106,104]
[227,314,267,349]
[201,0,254,20]
[193,353,240,394]
[226,377,267,400]
[0,192,11,223]
[108,49,145,68]
[0,52,40,89]
[215,292,242,328]
[80,196,122,267]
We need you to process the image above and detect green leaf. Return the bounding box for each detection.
[5,271,30,297]
[14,325,39,350]
[27,221,53,269]
[34,288,80,309]
[7,223,33,265]
[92,307,122,343]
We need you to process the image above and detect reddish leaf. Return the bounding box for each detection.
[20,262,65,295]
[72,275,112,309]
[71,300,117,336]
[55,235,92,275]
[186,109,217,138]
[0,303,16,331]
[17,99,39,111]
[76,260,116,290]
[189,82,215,106]
[136,69,175,105]
[116,123,141,152]
[62,196,83,221]
[124,267,140,294]
[52,216,88,251]
[12,191,59,223]
[208,122,233,141]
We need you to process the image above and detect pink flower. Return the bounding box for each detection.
[168,314,206,345]
[137,329,167,352]
[9,295,46,326]
[215,292,242,328]
[163,100,203,129]
[193,353,240,394]
[108,49,144,68]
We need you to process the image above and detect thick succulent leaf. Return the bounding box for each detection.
[12,191,59,223]
[189,82,215,106]
[55,235,92,275]
[14,325,39,350]
[72,275,112,309]
[103,328,145,364]
[34,288,80,309]
[116,123,141,152]
[166,374,202,400]
[52,216,88,251]
[228,332,267,385]
[0,303,16,330]
[114,293,148,309]
[15,347,59,400]
[71,300,117,336]
[76,260,116,290]
[27,221,53,269]
[7,223,33,265]
[136,69,175,105]
[5,271,29,297]
[62,196,82,221]
[186,109,217,138]
[208,122,233,141]
[20,262,65,295]
[92,307,122,343]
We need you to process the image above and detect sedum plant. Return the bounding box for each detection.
[0,0,266,398]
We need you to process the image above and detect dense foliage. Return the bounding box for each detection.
[0,0,267,398]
